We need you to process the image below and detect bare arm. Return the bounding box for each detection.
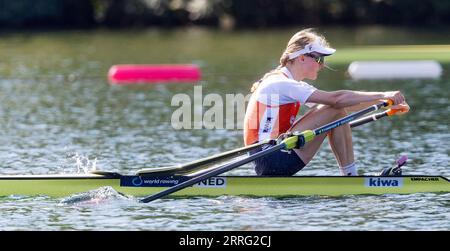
[306,90,406,109]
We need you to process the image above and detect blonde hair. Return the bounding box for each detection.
[251,28,331,92]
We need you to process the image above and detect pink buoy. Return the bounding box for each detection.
[108,64,201,84]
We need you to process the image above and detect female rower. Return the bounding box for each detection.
[243,28,409,176]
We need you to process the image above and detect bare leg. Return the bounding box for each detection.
[289,105,354,168]
[328,121,354,167]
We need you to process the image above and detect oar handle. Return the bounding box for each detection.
[385,99,394,106]
[386,107,409,116]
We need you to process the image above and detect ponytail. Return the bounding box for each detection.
[250,65,284,93]
[250,51,292,93]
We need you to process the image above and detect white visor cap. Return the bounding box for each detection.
[288,40,336,60]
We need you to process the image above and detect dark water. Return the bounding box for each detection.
[0,27,448,230]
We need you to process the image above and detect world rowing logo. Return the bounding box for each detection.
[132,176,143,186]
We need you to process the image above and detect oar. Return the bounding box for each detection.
[350,107,408,128]
[139,100,392,203]
[136,140,273,175]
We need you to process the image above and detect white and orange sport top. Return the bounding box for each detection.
[243,67,317,145]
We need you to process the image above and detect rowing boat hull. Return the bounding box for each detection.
[0,174,449,198]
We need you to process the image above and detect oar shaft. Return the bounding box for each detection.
[350,111,388,128]
[137,140,273,175]
[350,106,406,128]
[176,140,271,171]
[314,101,388,135]
[140,143,286,203]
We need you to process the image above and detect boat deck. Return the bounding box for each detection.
[0,174,448,198]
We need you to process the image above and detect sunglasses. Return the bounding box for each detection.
[305,53,325,64]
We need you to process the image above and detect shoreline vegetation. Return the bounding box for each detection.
[329,45,450,64]
[0,0,449,30]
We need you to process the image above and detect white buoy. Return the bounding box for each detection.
[348,60,442,80]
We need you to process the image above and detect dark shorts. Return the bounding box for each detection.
[250,144,306,176]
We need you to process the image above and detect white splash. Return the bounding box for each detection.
[71,152,97,174]
[59,186,130,205]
